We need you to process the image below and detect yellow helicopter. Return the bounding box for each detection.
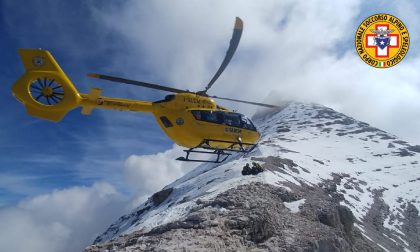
[11,17,278,163]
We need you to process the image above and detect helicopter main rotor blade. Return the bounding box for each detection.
[202,17,243,94]
[88,73,189,94]
[209,95,279,108]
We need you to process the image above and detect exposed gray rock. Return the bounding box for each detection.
[313,159,325,165]
[393,148,415,157]
[152,188,173,205]
[407,145,420,153]
[252,156,298,170]
[401,202,420,251]
[277,127,291,133]
[85,183,382,252]
[393,140,410,146]
[362,189,404,252]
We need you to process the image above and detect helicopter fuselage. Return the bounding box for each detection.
[13,17,271,162]
[11,49,260,152]
[150,93,260,150]
[81,92,261,150]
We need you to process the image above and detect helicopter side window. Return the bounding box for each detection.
[224,113,241,127]
[241,115,248,128]
[191,110,224,124]
[247,118,256,131]
[192,110,214,122]
[238,115,256,131]
[192,110,202,120]
[216,112,224,124]
[160,116,173,128]
[192,110,256,130]
[204,111,219,123]
[200,111,210,121]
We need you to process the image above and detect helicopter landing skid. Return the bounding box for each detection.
[176,139,257,163]
[176,149,231,163]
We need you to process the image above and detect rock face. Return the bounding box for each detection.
[151,188,173,206]
[86,102,420,252]
[86,183,382,252]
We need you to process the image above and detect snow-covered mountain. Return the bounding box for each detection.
[86,102,419,252]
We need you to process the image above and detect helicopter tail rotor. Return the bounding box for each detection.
[12,49,82,122]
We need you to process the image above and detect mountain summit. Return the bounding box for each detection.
[86,102,420,252]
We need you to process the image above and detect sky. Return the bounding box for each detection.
[0,0,419,251]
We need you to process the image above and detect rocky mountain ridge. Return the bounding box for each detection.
[86,102,420,252]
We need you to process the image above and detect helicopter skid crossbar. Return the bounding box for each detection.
[176,149,231,163]
[176,138,257,163]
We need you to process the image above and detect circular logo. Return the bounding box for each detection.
[355,13,409,68]
[32,56,45,67]
[176,117,184,125]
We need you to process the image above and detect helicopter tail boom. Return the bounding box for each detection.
[79,88,154,115]
[12,49,153,122]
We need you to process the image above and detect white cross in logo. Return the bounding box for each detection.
[366,24,398,58]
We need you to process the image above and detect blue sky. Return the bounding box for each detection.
[0,1,420,251]
[0,1,174,206]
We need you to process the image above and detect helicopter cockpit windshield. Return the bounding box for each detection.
[191,110,256,131]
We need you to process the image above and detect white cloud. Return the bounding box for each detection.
[0,182,127,252]
[124,145,196,206]
[0,145,196,252]
[93,0,420,143]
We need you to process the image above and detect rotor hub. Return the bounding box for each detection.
[41,86,54,97]
[29,77,64,105]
